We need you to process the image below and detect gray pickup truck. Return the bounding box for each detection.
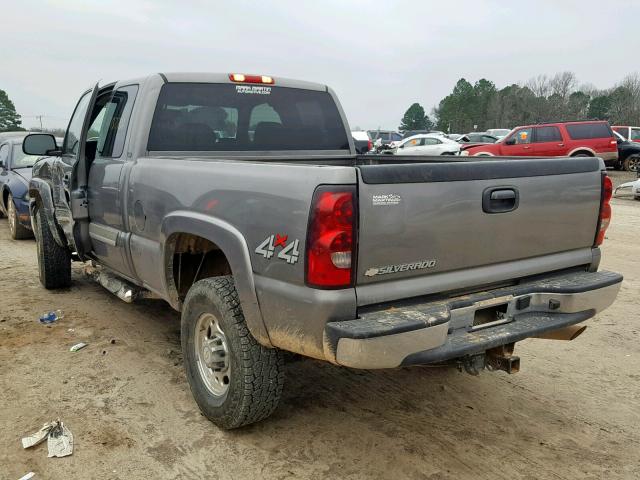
[24,72,622,429]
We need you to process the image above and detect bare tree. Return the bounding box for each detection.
[549,72,577,100]
[526,74,550,98]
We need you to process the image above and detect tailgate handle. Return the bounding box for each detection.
[483,187,519,213]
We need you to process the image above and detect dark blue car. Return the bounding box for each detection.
[0,136,39,239]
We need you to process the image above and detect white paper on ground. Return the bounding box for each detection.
[21,422,55,449]
[47,421,74,458]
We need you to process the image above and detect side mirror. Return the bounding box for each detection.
[505,138,516,146]
[23,134,59,156]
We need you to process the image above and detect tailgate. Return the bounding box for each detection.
[355,156,603,303]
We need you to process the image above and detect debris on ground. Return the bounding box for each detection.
[39,310,64,325]
[69,342,87,352]
[21,419,74,458]
[17,472,35,480]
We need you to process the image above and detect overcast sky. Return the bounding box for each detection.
[2,0,639,131]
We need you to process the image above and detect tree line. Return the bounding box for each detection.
[399,72,640,134]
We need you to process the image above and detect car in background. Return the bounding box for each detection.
[0,131,32,143]
[0,136,44,239]
[401,129,430,138]
[352,130,372,154]
[463,121,618,165]
[447,133,464,141]
[486,128,511,139]
[367,130,403,149]
[458,133,498,144]
[613,131,640,171]
[612,126,640,143]
[394,134,461,156]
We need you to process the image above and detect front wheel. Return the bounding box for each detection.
[34,205,71,288]
[7,194,32,240]
[181,276,285,429]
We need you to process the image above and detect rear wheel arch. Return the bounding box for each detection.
[569,148,595,157]
[161,212,272,347]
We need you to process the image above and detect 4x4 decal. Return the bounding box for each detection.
[255,234,300,264]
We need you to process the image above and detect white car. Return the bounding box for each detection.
[394,134,461,156]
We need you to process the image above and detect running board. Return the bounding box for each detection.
[84,265,153,303]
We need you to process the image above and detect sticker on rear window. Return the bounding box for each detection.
[372,194,402,206]
[236,85,272,95]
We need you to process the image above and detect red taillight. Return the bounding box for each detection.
[367,139,372,152]
[229,73,274,84]
[595,174,613,246]
[306,186,357,288]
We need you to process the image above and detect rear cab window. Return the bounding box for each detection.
[565,123,613,140]
[147,83,349,152]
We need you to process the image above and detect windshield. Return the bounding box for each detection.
[11,143,40,169]
[148,83,349,152]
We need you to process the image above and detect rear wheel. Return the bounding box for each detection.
[572,153,591,157]
[623,155,639,172]
[7,194,32,240]
[34,206,71,289]
[181,276,285,429]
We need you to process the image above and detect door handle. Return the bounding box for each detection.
[483,187,519,214]
[558,143,564,147]
[523,146,531,149]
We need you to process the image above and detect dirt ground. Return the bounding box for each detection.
[1,171,639,480]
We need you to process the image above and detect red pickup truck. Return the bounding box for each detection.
[462,121,618,166]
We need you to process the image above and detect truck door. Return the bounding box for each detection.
[85,85,139,278]
[532,125,564,156]
[501,127,534,156]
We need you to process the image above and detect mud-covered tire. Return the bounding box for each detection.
[34,206,71,289]
[8,194,33,240]
[181,276,285,429]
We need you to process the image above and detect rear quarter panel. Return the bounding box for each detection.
[126,157,358,357]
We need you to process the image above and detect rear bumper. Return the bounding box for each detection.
[323,270,622,369]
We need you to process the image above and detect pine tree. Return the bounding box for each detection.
[0,89,23,132]
[399,103,433,132]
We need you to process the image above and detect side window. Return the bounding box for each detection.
[508,128,532,144]
[534,126,562,143]
[424,138,441,145]
[565,123,611,140]
[405,138,423,147]
[0,144,9,166]
[99,85,139,158]
[631,128,640,141]
[63,91,93,156]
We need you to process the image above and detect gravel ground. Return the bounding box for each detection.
[0,170,638,480]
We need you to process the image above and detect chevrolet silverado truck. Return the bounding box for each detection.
[24,72,622,429]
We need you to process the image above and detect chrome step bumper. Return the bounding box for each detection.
[323,270,622,369]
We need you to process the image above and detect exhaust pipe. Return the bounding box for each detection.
[535,324,587,341]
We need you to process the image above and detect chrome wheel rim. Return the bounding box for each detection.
[8,199,16,237]
[194,313,230,396]
[629,157,639,172]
